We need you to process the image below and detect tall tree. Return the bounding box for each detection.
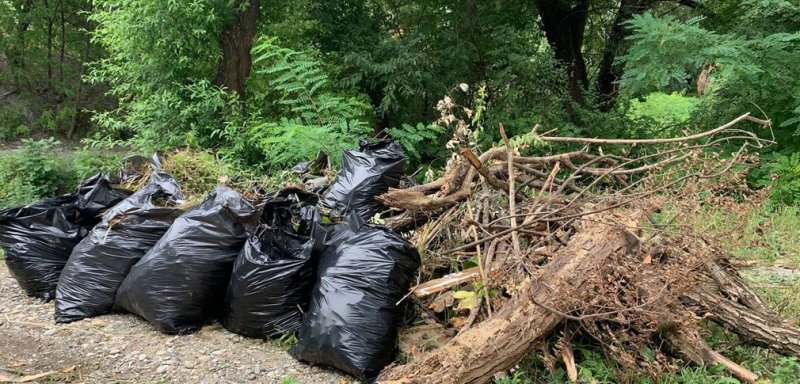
[214,0,261,102]
[534,0,590,106]
[595,0,654,110]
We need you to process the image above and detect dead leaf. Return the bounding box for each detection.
[429,292,454,313]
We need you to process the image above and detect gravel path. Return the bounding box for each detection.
[0,263,356,384]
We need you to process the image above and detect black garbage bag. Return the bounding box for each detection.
[55,171,185,324]
[320,140,405,220]
[115,186,257,334]
[289,216,421,381]
[222,189,318,339]
[74,173,133,226]
[0,175,131,300]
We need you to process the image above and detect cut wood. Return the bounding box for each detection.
[378,211,641,383]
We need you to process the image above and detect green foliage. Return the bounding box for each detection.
[0,139,122,208]
[0,105,28,141]
[0,138,69,207]
[73,149,122,182]
[626,92,702,137]
[385,123,445,164]
[619,11,800,143]
[773,357,800,384]
[750,153,800,206]
[86,0,236,149]
[157,149,236,202]
[271,332,298,351]
[216,37,373,171]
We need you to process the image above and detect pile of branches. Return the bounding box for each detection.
[372,113,799,383]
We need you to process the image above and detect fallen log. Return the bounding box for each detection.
[377,211,642,383]
[683,260,800,357]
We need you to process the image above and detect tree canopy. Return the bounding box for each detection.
[1,0,797,170]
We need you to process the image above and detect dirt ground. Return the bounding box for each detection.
[0,263,355,384]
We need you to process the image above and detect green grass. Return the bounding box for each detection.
[496,201,800,384]
[681,204,800,266]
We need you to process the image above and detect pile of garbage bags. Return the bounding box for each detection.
[0,141,420,382]
[0,174,131,300]
[55,171,185,323]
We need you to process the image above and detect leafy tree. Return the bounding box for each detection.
[86,0,238,148]
[619,8,800,143]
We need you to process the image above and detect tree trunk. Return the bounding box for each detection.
[534,0,589,108]
[45,0,53,86]
[59,0,65,84]
[595,0,653,111]
[214,0,261,104]
[377,211,641,384]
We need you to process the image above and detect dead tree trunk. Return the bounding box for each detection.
[377,211,641,384]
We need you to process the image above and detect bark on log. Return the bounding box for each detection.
[683,261,800,357]
[377,211,641,384]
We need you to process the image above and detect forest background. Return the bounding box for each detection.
[2,1,800,382]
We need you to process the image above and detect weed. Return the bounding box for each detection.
[271,332,298,350]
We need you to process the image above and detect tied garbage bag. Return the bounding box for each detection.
[222,189,318,339]
[55,171,185,324]
[0,174,131,300]
[290,216,421,381]
[320,140,405,220]
[115,186,257,335]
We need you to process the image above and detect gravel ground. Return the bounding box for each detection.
[0,263,356,384]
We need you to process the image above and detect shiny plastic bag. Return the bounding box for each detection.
[290,216,420,381]
[320,140,405,220]
[0,174,131,300]
[222,189,317,339]
[55,172,185,323]
[115,186,256,334]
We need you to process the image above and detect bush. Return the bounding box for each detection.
[750,153,800,206]
[626,92,701,137]
[0,138,123,208]
[216,37,373,171]
[0,105,29,141]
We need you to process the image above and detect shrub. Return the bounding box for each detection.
[750,153,800,206]
[216,37,373,171]
[0,105,28,141]
[0,139,122,208]
[0,138,74,207]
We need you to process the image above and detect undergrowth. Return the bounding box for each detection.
[0,138,122,208]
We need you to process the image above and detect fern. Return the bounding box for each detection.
[221,37,373,171]
[385,123,444,162]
